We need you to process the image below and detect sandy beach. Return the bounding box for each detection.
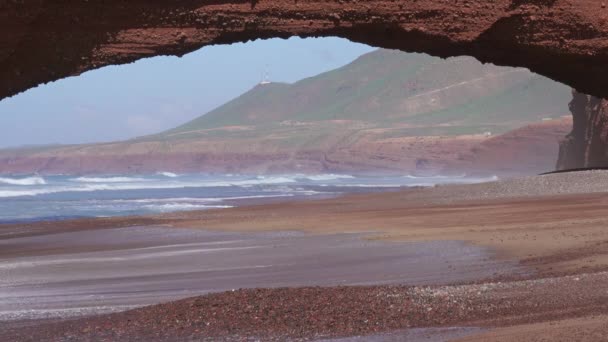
[0,228,518,322]
[2,171,608,341]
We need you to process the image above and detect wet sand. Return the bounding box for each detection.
[3,172,608,340]
[167,190,608,277]
[0,226,519,322]
[321,327,486,342]
[4,271,608,341]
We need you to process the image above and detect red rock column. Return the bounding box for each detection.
[557,91,608,170]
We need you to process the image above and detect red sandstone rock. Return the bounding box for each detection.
[2,1,608,101]
[0,120,571,176]
[456,117,572,175]
[557,92,608,170]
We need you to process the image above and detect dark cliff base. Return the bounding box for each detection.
[557,92,608,170]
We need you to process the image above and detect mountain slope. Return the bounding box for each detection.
[166,49,570,137]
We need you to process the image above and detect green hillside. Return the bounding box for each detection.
[164,49,571,137]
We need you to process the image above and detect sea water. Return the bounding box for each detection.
[0,173,497,223]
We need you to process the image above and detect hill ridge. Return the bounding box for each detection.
[164,49,570,136]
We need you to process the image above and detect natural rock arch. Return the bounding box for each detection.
[2,0,608,168]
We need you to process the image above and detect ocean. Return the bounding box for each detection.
[0,172,498,223]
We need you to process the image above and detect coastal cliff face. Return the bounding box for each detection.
[0,118,570,176]
[2,1,608,169]
[456,117,572,175]
[557,92,608,170]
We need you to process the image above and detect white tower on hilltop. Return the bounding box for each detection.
[260,65,271,85]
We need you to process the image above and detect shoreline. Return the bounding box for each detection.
[1,227,522,320]
[4,173,608,278]
[3,171,608,340]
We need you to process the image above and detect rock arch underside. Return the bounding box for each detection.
[3,0,608,169]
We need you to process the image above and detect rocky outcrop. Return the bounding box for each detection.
[0,119,571,176]
[458,117,572,175]
[557,92,608,170]
[2,1,608,169]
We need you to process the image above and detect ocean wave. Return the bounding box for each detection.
[106,197,225,204]
[301,174,355,181]
[0,189,57,197]
[0,176,46,186]
[157,171,179,178]
[70,176,149,183]
[404,174,467,179]
[0,177,297,198]
[143,203,233,212]
[213,176,297,187]
[106,194,297,204]
[0,183,184,198]
[446,175,499,184]
[221,194,295,200]
[321,184,405,188]
[481,175,499,182]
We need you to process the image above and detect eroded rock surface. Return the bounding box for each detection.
[2,0,608,101]
[557,92,608,170]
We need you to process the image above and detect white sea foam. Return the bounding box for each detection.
[157,171,179,178]
[0,175,310,198]
[142,203,234,212]
[404,174,467,179]
[108,194,296,204]
[0,176,46,186]
[448,175,499,183]
[0,183,184,198]
[0,189,58,197]
[322,184,405,188]
[302,174,355,181]
[220,194,295,200]
[0,181,241,198]
[71,176,149,183]
[106,197,225,204]
[0,173,501,199]
[232,176,297,186]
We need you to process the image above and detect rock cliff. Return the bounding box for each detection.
[557,92,608,169]
[0,119,570,176]
[3,1,608,100]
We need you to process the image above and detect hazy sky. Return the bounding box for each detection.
[0,37,374,148]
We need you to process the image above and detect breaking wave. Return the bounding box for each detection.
[142,203,234,212]
[157,172,179,178]
[222,176,297,186]
[70,176,149,183]
[106,197,224,204]
[404,174,467,179]
[301,174,355,181]
[0,176,298,198]
[0,173,500,199]
[0,189,55,197]
[0,176,47,186]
